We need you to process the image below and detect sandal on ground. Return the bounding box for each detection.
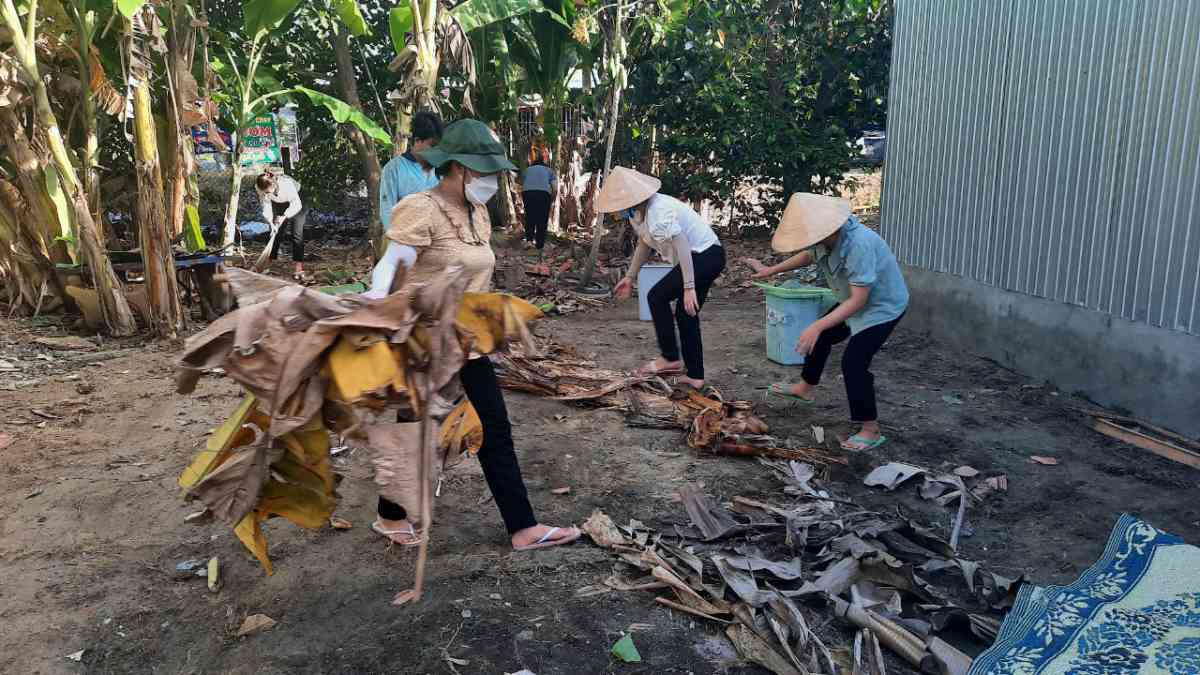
[768,383,816,404]
[513,526,582,552]
[371,520,424,546]
[636,360,684,377]
[841,434,888,452]
[292,272,311,285]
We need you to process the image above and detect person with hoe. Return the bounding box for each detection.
[379,111,444,221]
[363,119,581,552]
[744,194,909,452]
[599,167,726,390]
[255,170,308,282]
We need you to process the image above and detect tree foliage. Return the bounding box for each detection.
[622,0,891,228]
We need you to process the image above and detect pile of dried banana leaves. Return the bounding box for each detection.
[581,461,1020,675]
[493,343,846,467]
[174,268,536,599]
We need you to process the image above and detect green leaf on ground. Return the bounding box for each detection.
[611,634,642,663]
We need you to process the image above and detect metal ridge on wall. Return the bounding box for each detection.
[880,0,1200,336]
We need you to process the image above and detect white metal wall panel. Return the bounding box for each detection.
[881,0,1200,335]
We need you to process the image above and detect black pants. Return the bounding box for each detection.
[522,191,552,249]
[800,311,904,422]
[647,245,726,380]
[378,357,537,534]
[268,202,307,263]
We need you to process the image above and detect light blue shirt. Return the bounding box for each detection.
[379,153,439,221]
[521,164,556,192]
[811,216,909,334]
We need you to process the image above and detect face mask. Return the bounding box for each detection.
[465,174,499,205]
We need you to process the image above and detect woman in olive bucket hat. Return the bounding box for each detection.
[744,193,909,452]
[598,167,726,390]
[365,119,581,551]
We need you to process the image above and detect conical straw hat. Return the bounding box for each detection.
[772,193,853,253]
[595,167,662,213]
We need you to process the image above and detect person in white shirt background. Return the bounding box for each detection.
[255,171,308,282]
[599,167,727,390]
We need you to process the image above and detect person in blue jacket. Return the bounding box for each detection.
[745,193,909,452]
[378,111,444,221]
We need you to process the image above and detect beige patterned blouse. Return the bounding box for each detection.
[385,191,495,294]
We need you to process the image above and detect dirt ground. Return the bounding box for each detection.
[3,249,1199,675]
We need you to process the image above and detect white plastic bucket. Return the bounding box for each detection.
[637,263,674,321]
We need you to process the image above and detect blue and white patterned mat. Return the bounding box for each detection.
[969,514,1200,674]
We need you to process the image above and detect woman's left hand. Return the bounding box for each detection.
[683,289,700,316]
[796,324,822,355]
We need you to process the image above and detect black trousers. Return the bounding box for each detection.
[522,191,552,249]
[268,202,307,263]
[800,311,904,422]
[646,245,726,380]
[378,357,537,534]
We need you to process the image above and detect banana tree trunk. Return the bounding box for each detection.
[497,170,519,233]
[0,178,65,310]
[2,0,135,334]
[132,72,185,337]
[165,2,198,244]
[76,54,101,240]
[333,25,383,256]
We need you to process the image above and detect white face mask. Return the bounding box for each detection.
[465,174,499,205]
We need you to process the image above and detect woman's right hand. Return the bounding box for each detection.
[613,277,634,300]
[743,258,773,279]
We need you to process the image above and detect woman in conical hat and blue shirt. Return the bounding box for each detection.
[744,193,909,452]
[364,119,581,553]
[598,167,727,390]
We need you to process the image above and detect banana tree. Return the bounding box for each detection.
[1,0,137,334]
[119,0,185,337]
[386,0,570,148]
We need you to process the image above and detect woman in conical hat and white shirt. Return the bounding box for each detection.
[600,167,727,390]
[744,194,908,452]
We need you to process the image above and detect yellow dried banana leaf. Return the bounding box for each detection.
[439,399,482,457]
[231,422,338,574]
[179,396,271,496]
[235,512,273,575]
[456,293,543,354]
[327,334,406,403]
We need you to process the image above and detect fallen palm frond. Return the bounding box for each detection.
[175,268,541,604]
[580,460,1023,675]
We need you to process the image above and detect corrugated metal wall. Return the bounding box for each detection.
[880,0,1200,336]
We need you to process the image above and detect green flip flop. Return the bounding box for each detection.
[768,383,816,404]
[841,434,888,451]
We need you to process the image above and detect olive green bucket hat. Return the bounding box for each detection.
[417,119,517,174]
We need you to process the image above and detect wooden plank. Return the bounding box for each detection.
[1072,405,1200,452]
[1093,418,1200,470]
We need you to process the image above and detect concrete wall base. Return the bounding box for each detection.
[901,266,1200,439]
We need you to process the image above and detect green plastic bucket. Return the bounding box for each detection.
[755,282,836,365]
